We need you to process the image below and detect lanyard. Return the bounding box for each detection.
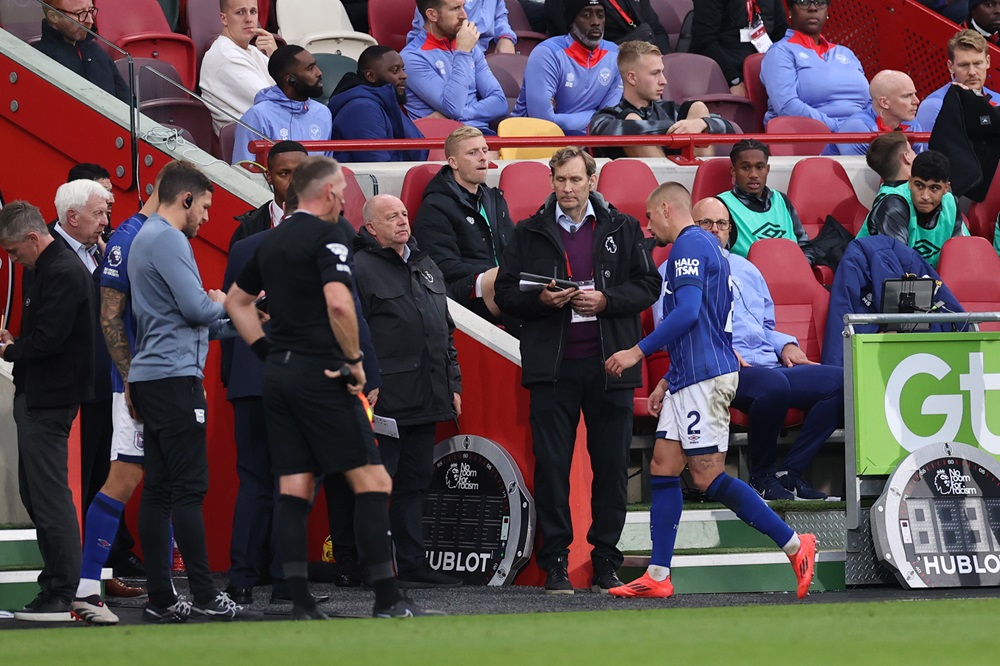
[746,0,762,25]
[478,202,499,266]
[605,0,637,28]
[562,217,595,281]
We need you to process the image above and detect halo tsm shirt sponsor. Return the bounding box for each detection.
[422,436,535,585]
[872,441,1000,588]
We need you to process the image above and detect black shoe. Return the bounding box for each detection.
[192,591,262,621]
[397,565,463,589]
[13,592,72,622]
[224,585,254,605]
[142,598,192,624]
[291,605,329,620]
[336,556,362,588]
[109,550,146,578]
[372,598,445,618]
[269,591,331,605]
[778,471,830,500]
[591,562,624,594]
[544,558,574,595]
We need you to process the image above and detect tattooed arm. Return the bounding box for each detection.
[101,286,139,419]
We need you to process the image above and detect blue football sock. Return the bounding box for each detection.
[706,473,794,548]
[81,492,125,582]
[649,476,683,569]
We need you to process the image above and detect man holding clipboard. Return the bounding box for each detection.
[494,147,660,595]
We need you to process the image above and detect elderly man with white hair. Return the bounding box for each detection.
[826,70,922,156]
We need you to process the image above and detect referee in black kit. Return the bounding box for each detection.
[225,156,437,620]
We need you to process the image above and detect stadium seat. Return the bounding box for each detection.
[966,169,1000,243]
[660,52,755,134]
[648,0,682,52]
[312,52,357,103]
[400,163,441,222]
[413,117,464,161]
[115,57,184,104]
[503,0,546,55]
[0,0,42,43]
[139,98,214,153]
[276,0,376,60]
[690,157,733,202]
[937,236,1000,332]
[339,165,368,230]
[786,157,869,238]
[497,117,564,160]
[184,0,223,72]
[747,238,829,362]
[95,0,198,90]
[219,122,237,164]
[597,159,659,229]
[485,53,529,115]
[368,0,413,52]
[765,116,832,157]
[497,161,550,223]
[742,53,766,133]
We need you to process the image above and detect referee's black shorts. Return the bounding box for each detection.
[262,351,380,476]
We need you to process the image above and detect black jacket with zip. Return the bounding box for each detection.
[494,192,660,389]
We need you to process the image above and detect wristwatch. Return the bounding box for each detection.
[346,351,364,365]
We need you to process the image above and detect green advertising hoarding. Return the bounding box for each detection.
[853,332,1000,475]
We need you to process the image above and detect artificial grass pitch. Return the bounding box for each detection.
[5,597,1000,666]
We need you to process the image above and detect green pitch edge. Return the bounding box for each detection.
[619,550,846,594]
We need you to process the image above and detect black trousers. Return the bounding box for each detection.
[131,377,215,604]
[14,394,82,601]
[378,422,437,574]
[528,357,633,572]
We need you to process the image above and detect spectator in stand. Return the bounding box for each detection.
[412,127,513,322]
[200,0,279,136]
[860,139,967,269]
[916,30,997,132]
[964,0,1000,46]
[35,0,129,103]
[717,139,818,263]
[760,0,869,130]
[511,0,622,135]
[328,46,428,164]
[590,40,735,158]
[232,46,331,165]
[543,0,670,53]
[402,0,508,133]
[827,70,922,157]
[407,0,517,53]
[691,0,789,97]
[919,0,969,24]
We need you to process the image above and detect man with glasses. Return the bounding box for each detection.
[672,197,843,501]
[35,1,129,103]
[717,139,817,263]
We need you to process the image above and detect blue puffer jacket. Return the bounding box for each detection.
[822,235,966,366]
[328,74,428,163]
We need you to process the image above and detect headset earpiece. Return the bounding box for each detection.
[183,194,193,209]
[288,75,298,86]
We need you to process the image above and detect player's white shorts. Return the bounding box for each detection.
[655,371,739,455]
[110,392,144,464]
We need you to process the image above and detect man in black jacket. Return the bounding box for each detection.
[34,1,129,103]
[229,141,308,250]
[353,194,463,588]
[413,126,514,322]
[0,201,95,621]
[494,147,660,594]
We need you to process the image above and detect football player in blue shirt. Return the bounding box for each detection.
[604,182,817,599]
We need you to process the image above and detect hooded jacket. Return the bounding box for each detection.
[232,86,333,164]
[493,193,660,389]
[328,73,428,163]
[412,165,514,304]
[352,229,461,426]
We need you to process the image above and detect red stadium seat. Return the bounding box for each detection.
[95,0,198,90]
[0,0,42,43]
[413,117,464,161]
[486,53,529,115]
[502,0,546,55]
[400,163,441,223]
[742,53,766,134]
[597,160,659,229]
[937,236,1000,332]
[339,166,368,230]
[966,169,1000,243]
[765,116,832,157]
[184,0,223,73]
[747,239,829,362]
[218,122,237,164]
[139,98,214,152]
[660,53,755,134]
[368,0,412,52]
[115,57,184,103]
[498,161,550,224]
[786,157,869,239]
[690,158,733,203]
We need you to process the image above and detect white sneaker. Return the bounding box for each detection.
[71,596,120,625]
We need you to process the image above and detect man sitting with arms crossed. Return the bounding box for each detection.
[604,183,817,600]
[861,135,967,269]
[590,40,735,159]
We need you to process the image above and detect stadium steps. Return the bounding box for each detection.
[0,526,113,610]
[618,502,847,594]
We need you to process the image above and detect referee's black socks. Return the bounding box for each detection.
[355,492,404,609]
[276,494,315,610]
